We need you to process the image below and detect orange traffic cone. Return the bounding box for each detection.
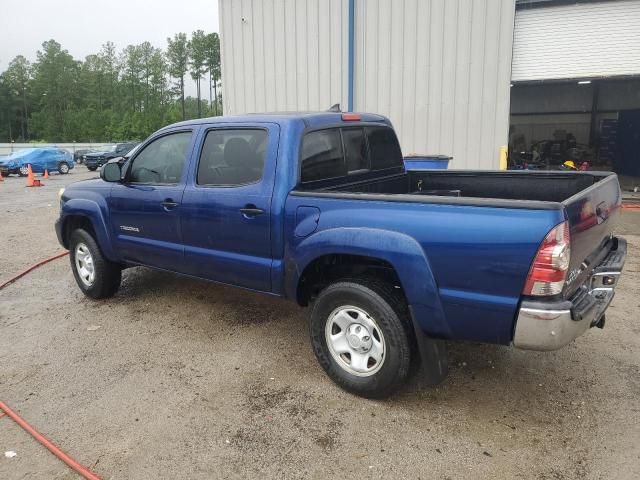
[26,164,43,187]
[43,169,49,179]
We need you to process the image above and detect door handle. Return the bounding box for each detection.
[161,199,179,210]
[240,205,264,218]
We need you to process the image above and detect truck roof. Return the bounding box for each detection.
[161,111,390,131]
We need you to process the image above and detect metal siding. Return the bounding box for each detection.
[513,0,640,82]
[219,0,514,169]
[356,0,515,169]
[219,0,348,114]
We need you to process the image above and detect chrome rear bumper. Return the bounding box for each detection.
[513,237,626,351]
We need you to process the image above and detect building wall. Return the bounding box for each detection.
[354,0,515,168]
[219,0,349,114]
[219,0,515,169]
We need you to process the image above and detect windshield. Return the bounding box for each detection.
[101,144,117,152]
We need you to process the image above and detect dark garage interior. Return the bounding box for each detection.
[509,78,640,187]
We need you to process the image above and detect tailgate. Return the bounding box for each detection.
[562,173,622,298]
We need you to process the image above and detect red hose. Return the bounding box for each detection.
[0,251,68,290]
[0,401,101,480]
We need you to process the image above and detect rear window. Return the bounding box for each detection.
[342,128,368,172]
[300,129,345,182]
[300,125,402,183]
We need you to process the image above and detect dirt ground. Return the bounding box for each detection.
[1,169,639,480]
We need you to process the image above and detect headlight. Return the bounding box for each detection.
[58,187,65,200]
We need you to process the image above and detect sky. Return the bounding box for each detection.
[0,0,220,96]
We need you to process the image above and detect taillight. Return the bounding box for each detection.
[523,221,571,296]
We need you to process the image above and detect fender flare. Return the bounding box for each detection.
[61,198,116,261]
[288,227,451,339]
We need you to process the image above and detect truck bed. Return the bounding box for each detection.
[293,169,622,302]
[317,170,609,205]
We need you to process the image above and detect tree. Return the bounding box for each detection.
[188,30,208,118]
[4,56,31,140]
[29,40,80,141]
[167,33,189,120]
[0,30,219,142]
[121,44,143,113]
[204,32,221,115]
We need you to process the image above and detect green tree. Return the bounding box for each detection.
[204,32,221,115]
[4,55,31,140]
[29,40,80,141]
[189,30,208,118]
[167,33,189,120]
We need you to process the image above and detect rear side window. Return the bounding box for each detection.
[301,129,345,182]
[366,126,403,170]
[197,129,268,186]
[343,128,368,172]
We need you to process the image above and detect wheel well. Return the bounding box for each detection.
[62,216,95,248]
[296,254,404,306]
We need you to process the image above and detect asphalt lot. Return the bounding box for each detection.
[1,169,639,479]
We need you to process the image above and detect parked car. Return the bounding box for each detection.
[83,143,137,171]
[55,112,626,398]
[0,147,74,176]
[73,149,96,164]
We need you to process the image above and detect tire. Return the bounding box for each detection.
[69,229,121,299]
[18,165,29,177]
[58,162,70,174]
[87,166,97,171]
[309,278,413,398]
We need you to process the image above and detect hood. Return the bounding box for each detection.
[85,151,111,157]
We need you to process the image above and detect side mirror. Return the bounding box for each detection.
[101,161,122,182]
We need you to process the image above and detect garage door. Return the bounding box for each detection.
[512,0,640,82]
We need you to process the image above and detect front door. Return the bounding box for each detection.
[181,125,279,292]
[109,130,195,271]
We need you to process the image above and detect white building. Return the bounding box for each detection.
[219,0,640,173]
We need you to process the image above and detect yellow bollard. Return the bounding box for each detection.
[499,145,508,170]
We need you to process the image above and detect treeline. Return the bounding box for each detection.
[0,31,221,143]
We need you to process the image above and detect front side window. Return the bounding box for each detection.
[197,129,268,186]
[301,129,345,182]
[129,131,191,184]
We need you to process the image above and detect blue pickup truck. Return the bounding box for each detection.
[56,112,626,398]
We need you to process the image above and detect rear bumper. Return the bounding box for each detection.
[513,237,626,351]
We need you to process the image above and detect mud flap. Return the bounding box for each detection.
[409,307,449,385]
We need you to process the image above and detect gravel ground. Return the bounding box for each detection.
[1,169,639,479]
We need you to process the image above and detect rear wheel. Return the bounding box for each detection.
[58,162,70,174]
[69,229,121,299]
[309,279,413,398]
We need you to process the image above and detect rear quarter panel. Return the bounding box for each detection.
[285,195,565,344]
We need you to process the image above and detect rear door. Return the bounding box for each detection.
[109,129,195,271]
[181,123,279,292]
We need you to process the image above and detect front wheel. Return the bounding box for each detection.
[18,165,29,176]
[309,279,413,398]
[58,162,70,174]
[69,229,121,299]
[87,166,97,171]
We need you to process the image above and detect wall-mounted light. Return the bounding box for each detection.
[578,80,592,85]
